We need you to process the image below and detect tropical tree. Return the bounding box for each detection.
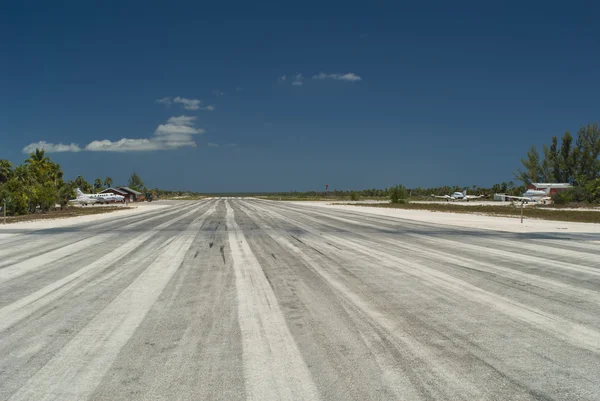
[74,176,93,193]
[128,172,145,191]
[389,184,409,204]
[0,159,13,183]
[94,178,103,193]
[104,177,113,189]
[25,148,49,167]
[515,146,542,185]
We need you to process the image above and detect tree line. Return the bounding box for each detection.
[516,122,600,203]
[0,149,157,216]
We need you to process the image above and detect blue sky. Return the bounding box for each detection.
[1,1,599,192]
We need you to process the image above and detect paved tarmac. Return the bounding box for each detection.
[1,198,599,400]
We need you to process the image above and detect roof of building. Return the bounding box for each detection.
[100,187,128,195]
[118,186,143,196]
[531,183,572,189]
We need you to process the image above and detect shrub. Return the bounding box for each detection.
[389,185,409,204]
[350,191,360,201]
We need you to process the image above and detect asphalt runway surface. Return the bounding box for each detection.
[1,199,599,400]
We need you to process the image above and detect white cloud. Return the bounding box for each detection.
[173,96,201,110]
[313,72,362,81]
[172,97,214,111]
[278,75,287,82]
[156,96,172,105]
[85,139,162,152]
[207,143,219,147]
[292,73,304,86]
[224,143,237,147]
[166,115,196,126]
[23,115,205,153]
[212,90,225,96]
[23,141,81,154]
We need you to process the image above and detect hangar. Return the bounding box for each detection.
[526,183,572,195]
[99,187,142,203]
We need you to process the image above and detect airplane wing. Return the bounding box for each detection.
[503,195,531,201]
[430,194,450,199]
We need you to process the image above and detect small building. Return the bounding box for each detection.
[118,187,143,203]
[526,183,572,195]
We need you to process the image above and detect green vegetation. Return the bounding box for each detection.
[516,122,600,204]
[349,202,600,224]
[0,149,76,216]
[0,150,204,217]
[389,184,409,204]
[128,172,145,191]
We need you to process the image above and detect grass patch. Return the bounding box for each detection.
[2,206,126,224]
[347,202,600,224]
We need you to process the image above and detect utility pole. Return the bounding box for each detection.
[521,201,524,224]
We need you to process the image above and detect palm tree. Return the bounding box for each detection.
[0,159,13,183]
[104,177,113,189]
[25,148,49,166]
[46,162,63,188]
[94,178,103,193]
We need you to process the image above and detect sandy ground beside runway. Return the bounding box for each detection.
[294,201,600,234]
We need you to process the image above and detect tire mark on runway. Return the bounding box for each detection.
[0,202,211,333]
[7,205,215,401]
[225,201,320,401]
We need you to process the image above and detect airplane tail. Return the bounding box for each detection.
[76,188,85,197]
[463,189,467,197]
[545,187,552,195]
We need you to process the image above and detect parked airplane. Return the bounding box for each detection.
[69,191,98,206]
[75,188,125,204]
[431,189,486,202]
[503,188,552,204]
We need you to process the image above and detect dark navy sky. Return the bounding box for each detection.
[1,1,598,192]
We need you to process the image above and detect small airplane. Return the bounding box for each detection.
[69,191,98,206]
[431,189,486,202]
[503,188,552,204]
[72,188,125,205]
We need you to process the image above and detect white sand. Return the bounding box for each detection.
[0,202,170,232]
[292,202,600,234]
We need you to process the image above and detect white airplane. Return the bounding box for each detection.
[431,189,486,202]
[503,188,552,204]
[74,188,125,205]
[69,191,98,206]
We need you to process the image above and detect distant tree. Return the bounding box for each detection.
[549,136,561,182]
[559,131,574,182]
[573,123,600,183]
[540,144,554,182]
[104,177,113,188]
[0,159,13,183]
[389,184,409,204]
[74,176,93,193]
[25,149,49,167]
[128,172,144,191]
[94,178,103,192]
[515,145,541,185]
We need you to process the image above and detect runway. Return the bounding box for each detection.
[1,198,599,400]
